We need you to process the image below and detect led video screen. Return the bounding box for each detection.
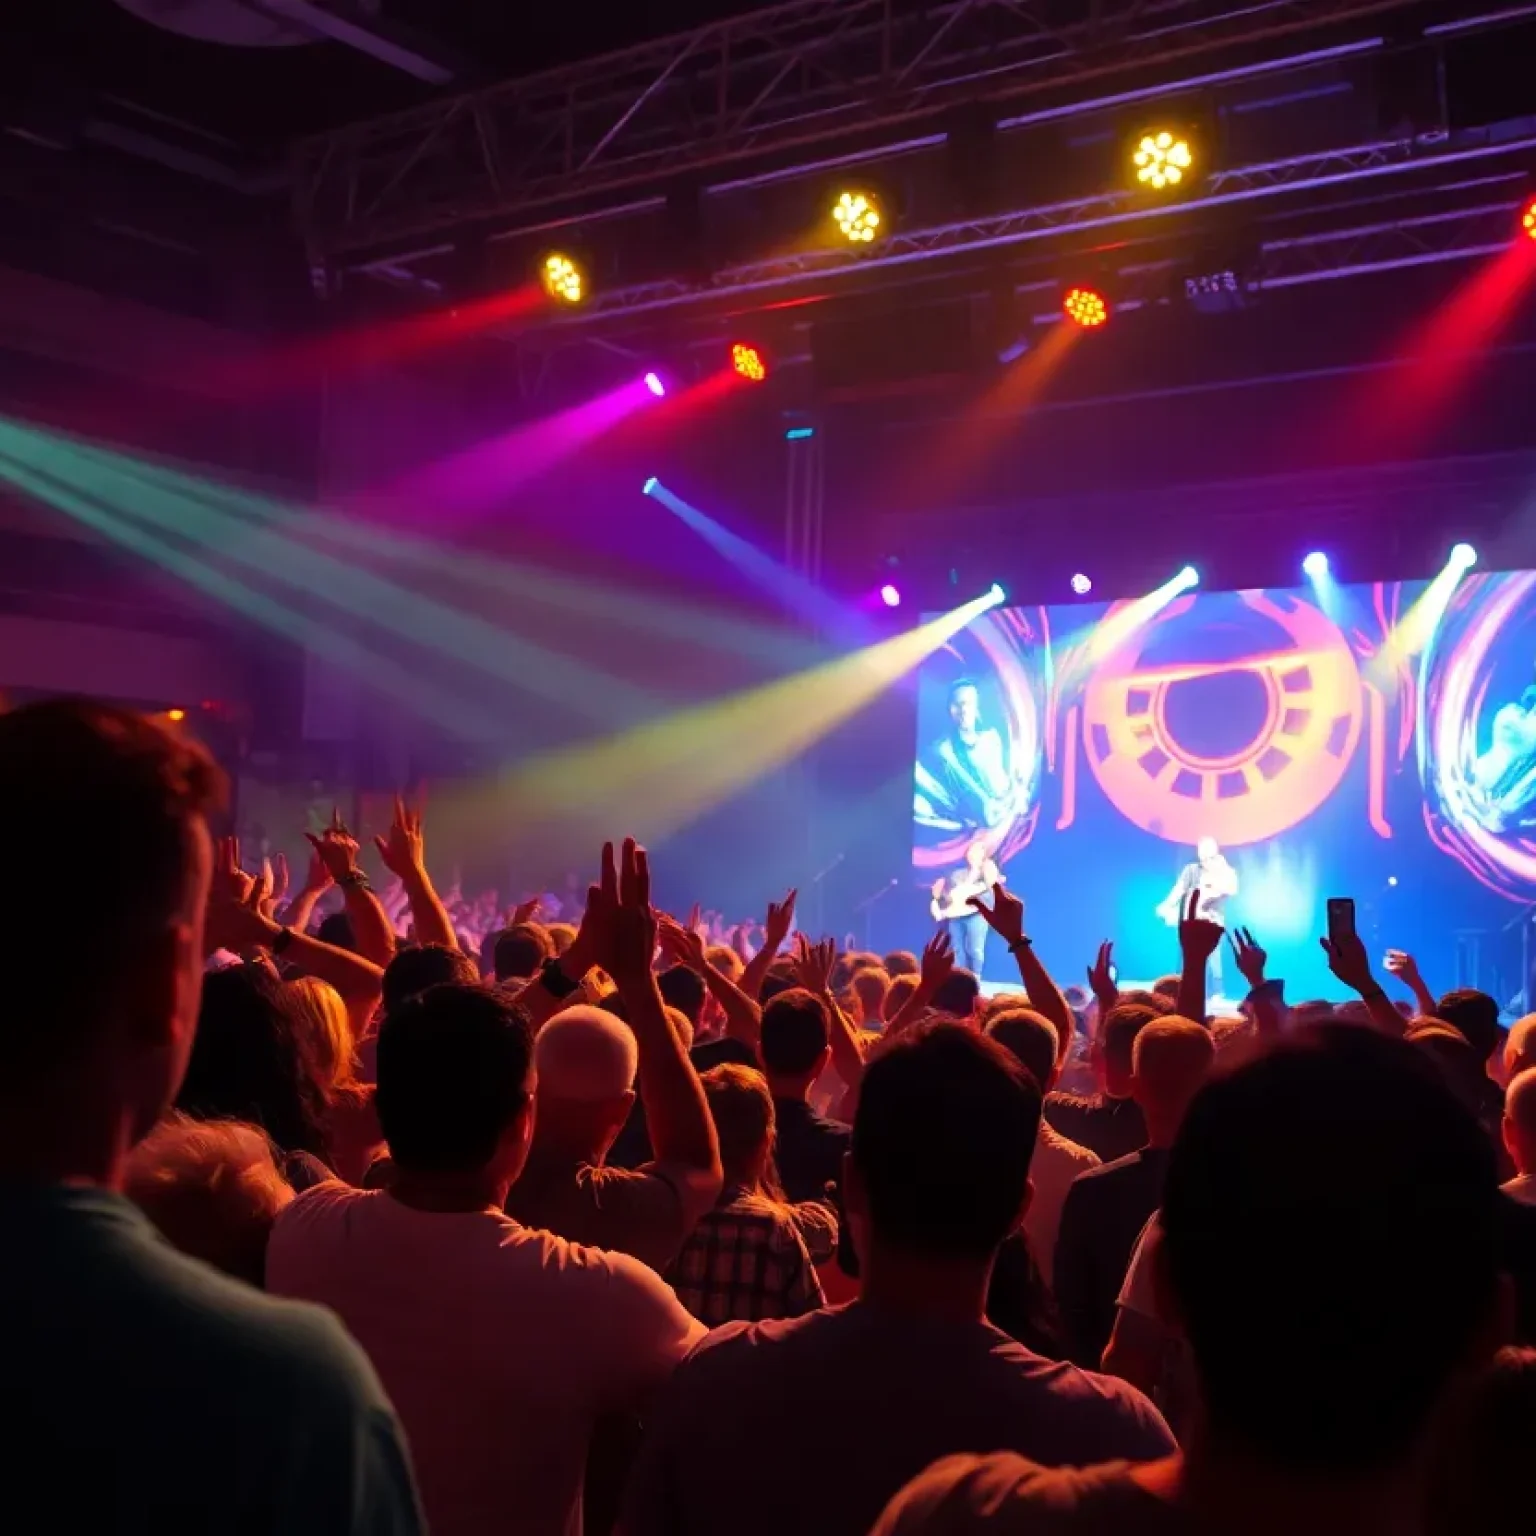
[912,571,1536,1002]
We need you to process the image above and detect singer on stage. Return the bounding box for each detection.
[930,840,1005,975]
[1156,837,1238,994]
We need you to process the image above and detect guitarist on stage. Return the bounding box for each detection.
[930,840,1007,976]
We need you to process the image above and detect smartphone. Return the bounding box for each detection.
[1326,897,1356,946]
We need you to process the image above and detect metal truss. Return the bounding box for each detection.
[511,130,1536,328]
[293,0,1431,258]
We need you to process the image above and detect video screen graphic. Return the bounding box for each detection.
[912,572,1536,1001]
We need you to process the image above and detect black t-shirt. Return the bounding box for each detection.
[772,1096,851,1206]
[1044,1092,1148,1165]
[1053,1146,1169,1367]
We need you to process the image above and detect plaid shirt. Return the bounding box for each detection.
[666,1188,826,1327]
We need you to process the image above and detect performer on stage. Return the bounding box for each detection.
[930,840,1006,975]
[1470,682,1536,835]
[1156,837,1238,995]
[916,679,1018,833]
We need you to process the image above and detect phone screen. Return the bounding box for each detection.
[1326,897,1356,946]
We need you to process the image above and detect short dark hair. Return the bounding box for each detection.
[853,1022,1041,1259]
[316,911,355,951]
[0,700,223,1077]
[1161,1025,1502,1474]
[986,1008,1058,1090]
[759,988,831,1077]
[931,967,981,1018]
[1435,988,1502,1064]
[492,924,552,983]
[376,984,533,1172]
[1101,1001,1163,1078]
[883,950,919,978]
[383,943,479,1016]
[759,960,801,1005]
[657,964,707,1026]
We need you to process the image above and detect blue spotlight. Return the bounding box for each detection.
[1451,541,1477,570]
[1303,550,1329,579]
[1176,565,1199,589]
[1070,572,1093,596]
[988,582,1007,604]
[879,583,901,608]
[642,476,659,495]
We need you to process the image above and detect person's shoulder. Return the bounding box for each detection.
[993,1349,1176,1452]
[872,1454,1164,1536]
[680,1303,838,1375]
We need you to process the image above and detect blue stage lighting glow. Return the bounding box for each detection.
[1177,565,1199,588]
[785,426,816,441]
[642,476,659,495]
[880,584,901,608]
[1303,551,1329,579]
[1071,573,1092,596]
[988,583,1007,604]
[1451,542,1477,570]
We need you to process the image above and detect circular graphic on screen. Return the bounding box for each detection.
[1420,571,1536,900]
[1081,590,1364,847]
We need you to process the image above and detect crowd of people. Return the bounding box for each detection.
[6,697,1536,1536]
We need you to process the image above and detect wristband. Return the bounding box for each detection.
[1007,936,1033,954]
[1359,983,1386,1002]
[538,957,581,999]
[336,870,372,892]
[271,925,295,957]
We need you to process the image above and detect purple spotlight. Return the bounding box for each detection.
[880,583,902,608]
[643,371,666,397]
[1070,572,1092,595]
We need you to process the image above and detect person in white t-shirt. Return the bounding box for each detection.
[1504,1067,1536,1205]
[267,982,705,1536]
[984,1008,1099,1278]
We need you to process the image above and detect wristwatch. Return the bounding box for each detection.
[336,870,372,892]
[1007,936,1033,954]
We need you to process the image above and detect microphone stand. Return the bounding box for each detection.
[854,878,900,952]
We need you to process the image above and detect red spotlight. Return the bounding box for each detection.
[1522,194,1536,244]
[731,342,768,382]
[1063,286,1110,329]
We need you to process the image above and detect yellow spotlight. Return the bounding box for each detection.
[541,252,586,305]
[1133,130,1194,191]
[165,708,186,723]
[832,190,883,245]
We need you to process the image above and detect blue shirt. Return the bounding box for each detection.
[0,1183,423,1535]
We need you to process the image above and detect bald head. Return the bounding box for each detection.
[535,1006,638,1103]
[1133,1016,1215,1144]
[1506,1067,1536,1177]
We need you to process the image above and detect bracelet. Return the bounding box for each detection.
[538,956,581,999]
[1007,936,1033,954]
[271,925,295,957]
[336,870,372,892]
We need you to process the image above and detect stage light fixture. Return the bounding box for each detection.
[642,476,659,495]
[832,189,882,244]
[1063,285,1110,329]
[880,584,902,608]
[1522,195,1536,244]
[1071,573,1093,595]
[540,252,586,305]
[988,582,1007,604]
[1451,541,1477,570]
[1303,551,1329,578]
[166,708,186,722]
[1133,130,1194,191]
[731,342,768,382]
[643,372,667,398]
[1176,565,1199,589]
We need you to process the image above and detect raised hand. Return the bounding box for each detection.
[300,844,334,896]
[373,794,426,880]
[266,852,290,916]
[510,895,542,928]
[1179,888,1224,964]
[1228,925,1268,989]
[210,836,255,907]
[967,882,1025,947]
[657,912,708,973]
[790,933,837,996]
[583,838,657,983]
[1087,939,1116,997]
[206,853,276,954]
[764,888,798,951]
[1321,928,1375,996]
[1384,949,1422,987]
[305,806,361,882]
[920,929,956,994]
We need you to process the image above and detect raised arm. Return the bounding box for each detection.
[1385,949,1437,1018]
[1323,926,1404,1035]
[789,934,865,1101]
[602,841,721,1210]
[657,915,763,1048]
[968,883,1074,1072]
[740,888,796,1000]
[279,848,333,936]
[1229,926,1287,1038]
[373,795,457,952]
[886,931,955,1037]
[1175,889,1224,1022]
[306,810,397,969]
